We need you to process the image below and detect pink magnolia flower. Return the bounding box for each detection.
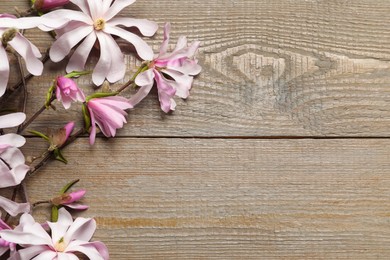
[40,0,158,85]
[33,0,70,11]
[0,14,44,97]
[56,76,86,109]
[52,189,89,210]
[0,208,109,259]
[87,96,132,145]
[130,23,202,113]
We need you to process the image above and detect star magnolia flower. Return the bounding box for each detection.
[52,189,89,210]
[0,14,44,97]
[40,0,158,85]
[130,23,202,113]
[56,76,86,109]
[86,96,132,145]
[0,208,109,259]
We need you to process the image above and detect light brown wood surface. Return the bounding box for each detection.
[1,0,390,259]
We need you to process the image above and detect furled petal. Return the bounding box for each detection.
[154,72,176,113]
[104,0,136,21]
[159,23,171,55]
[50,25,93,62]
[104,25,153,61]
[107,18,158,37]
[88,107,97,145]
[0,112,26,128]
[0,134,26,147]
[163,69,193,98]
[66,241,106,260]
[0,196,30,216]
[104,34,126,83]
[9,34,43,76]
[66,190,86,204]
[129,69,154,107]
[66,31,96,72]
[92,32,112,85]
[16,246,49,259]
[0,46,9,97]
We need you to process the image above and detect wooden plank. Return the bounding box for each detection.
[1,1,389,137]
[16,138,390,259]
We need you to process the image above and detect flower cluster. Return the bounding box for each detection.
[0,0,201,258]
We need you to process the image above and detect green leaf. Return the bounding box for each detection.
[45,84,56,109]
[28,130,49,141]
[54,149,68,164]
[64,71,91,78]
[85,92,119,102]
[60,179,80,194]
[82,103,91,131]
[51,205,59,222]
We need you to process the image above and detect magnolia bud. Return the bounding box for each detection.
[33,0,70,11]
[48,122,75,150]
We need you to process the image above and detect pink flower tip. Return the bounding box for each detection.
[56,76,85,109]
[33,0,70,11]
[63,121,75,140]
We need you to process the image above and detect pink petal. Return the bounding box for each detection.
[163,69,193,98]
[107,18,158,37]
[9,34,43,76]
[92,32,111,85]
[104,25,153,61]
[0,146,26,168]
[64,122,75,140]
[66,241,107,260]
[167,59,202,76]
[70,0,91,17]
[0,16,44,29]
[104,0,136,21]
[31,251,58,260]
[92,96,132,110]
[40,9,93,29]
[66,190,86,204]
[129,69,154,107]
[87,0,102,20]
[66,31,96,72]
[104,34,126,83]
[58,252,79,260]
[0,46,9,97]
[87,241,109,260]
[0,112,26,128]
[0,196,30,216]
[48,208,72,244]
[16,246,49,259]
[0,134,25,148]
[0,228,50,246]
[102,0,113,13]
[159,23,171,55]
[64,217,96,243]
[88,107,97,145]
[50,25,93,62]
[65,203,89,210]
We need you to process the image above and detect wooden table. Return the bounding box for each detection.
[1,0,390,259]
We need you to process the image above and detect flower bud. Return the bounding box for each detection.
[55,76,85,109]
[51,190,88,210]
[49,121,74,150]
[33,0,70,11]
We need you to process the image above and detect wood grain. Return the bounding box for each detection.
[1,0,389,137]
[20,138,390,259]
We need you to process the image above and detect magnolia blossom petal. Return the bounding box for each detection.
[104,0,136,21]
[0,196,30,216]
[163,69,193,98]
[70,0,91,16]
[104,25,153,61]
[32,250,58,260]
[87,0,102,20]
[65,203,89,210]
[154,72,176,113]
[66,31,97,72]
[1,146,26,168]
[104,34,126,83]
[9,34,43,76]
[89,108,97,145]
[107,18,158,37]
[66,241,105,260]
[0,17,44,29]
[129,69,154,107]
[92,32,112,85]
[167,59,202,76]
[50,25,94,62]
[64,218,96,242]
[159,23,171,55]
[0,112,26,128]
[0,134,26,148]
[48,208,73,244]
[17,246,48,259]
[58,252,79,260]
[92,96,132,110]
[0,46,9,97]
[40,9,93,30]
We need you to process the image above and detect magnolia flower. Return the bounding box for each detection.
[0,208,109,259]
[0,14,44,97]
[56,76,86,109]
[40,0,158,85]
[52,189,89,210]
[130,23,202,112]
[86,96,132,145]
[33,0,70,11]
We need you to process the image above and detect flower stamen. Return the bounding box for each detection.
[93,18,106,31]
[54,237,66,252]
